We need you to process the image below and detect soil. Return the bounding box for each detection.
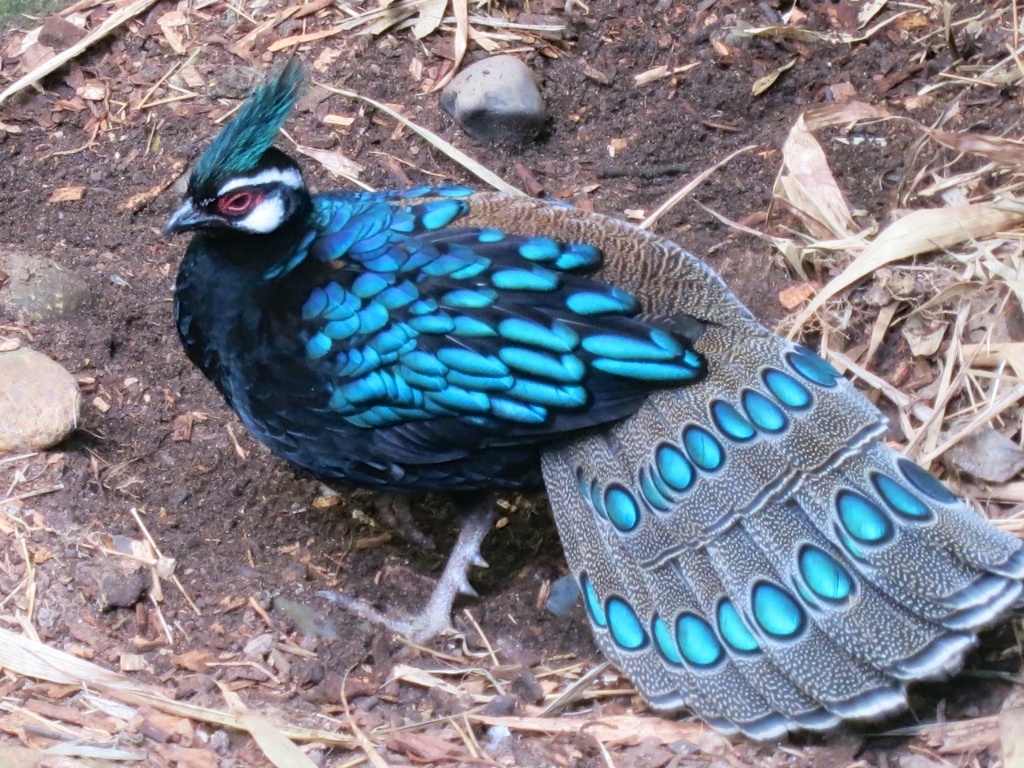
[0,1,1021,766]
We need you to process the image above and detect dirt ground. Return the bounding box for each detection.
[1,1,1023,766]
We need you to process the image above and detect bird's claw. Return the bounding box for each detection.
[319,497,496,644]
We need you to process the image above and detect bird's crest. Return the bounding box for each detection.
[192,59,304,191]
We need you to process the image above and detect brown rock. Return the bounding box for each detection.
[0,346,79,453]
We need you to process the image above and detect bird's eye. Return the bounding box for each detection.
[216,190,262,216]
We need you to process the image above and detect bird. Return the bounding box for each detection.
[166,59,1024,740]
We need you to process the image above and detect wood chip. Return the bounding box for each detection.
[48,186,85,203]
[179,65,205,89]
[323,113,355,127]
[157,10,187,55]
[75,81,106,100]
[119,653,151,672]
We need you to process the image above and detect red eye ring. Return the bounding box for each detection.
[216,190,262,216]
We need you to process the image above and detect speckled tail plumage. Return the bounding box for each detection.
[459,195,1024,739]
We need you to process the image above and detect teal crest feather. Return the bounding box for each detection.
[191,58,304,193]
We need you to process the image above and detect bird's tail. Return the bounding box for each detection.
[541,326,1024,739]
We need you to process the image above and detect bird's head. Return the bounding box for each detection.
[166,58,309,237]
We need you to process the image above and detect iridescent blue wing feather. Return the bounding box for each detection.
[239,188,705,488]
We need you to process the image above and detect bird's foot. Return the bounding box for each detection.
[319,497,495,644]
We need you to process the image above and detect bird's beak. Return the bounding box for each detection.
[165,199,218,235]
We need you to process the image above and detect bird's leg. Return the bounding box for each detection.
[374,491,436,550]
[319,494,495,644]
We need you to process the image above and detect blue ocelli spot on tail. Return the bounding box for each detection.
[477,228,505,243]
[788,346,842,387]
[763,369,811,410]
[711,400,756,442]
[397,184,434,199]
[683,426,723,471]
[555,243,602,271]
[580,573,606,627]
[607,597,647,650]
[604,485,640,532]
[652,616,683,665]
[302,287,329,320]
[741,389,788,433]
[872,472,932,520]
[797,545,853,603]
[434,185,474,198]
[716,599,760,654]
[654,443,695,492]
[898,458,957,504]
[752,582,806,639]
[565,289,638,316]
[306,331,332,360]
[491,267,560,292]
[517,236,561,262]
[419,199,468,230]
[638,468,673,512]
[676,613,724,667]
[836,490,893,544]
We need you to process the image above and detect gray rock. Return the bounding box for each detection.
[99,566,148,611]
[545,574,580,616]
[0,249,91,322]
[441,55,546,143]
[0,345,79,453]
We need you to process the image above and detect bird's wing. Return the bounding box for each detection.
[286,188,706,464]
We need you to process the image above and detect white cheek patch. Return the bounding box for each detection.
[235,196,286,234]
[217,166,303,196]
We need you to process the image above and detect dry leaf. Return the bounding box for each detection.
[323,113,355,127]
[789,204,1024,336]
[634,62,698,86]
[217,682,319,768]
[856,0,888,28]
[412,0,446,39]
[292,145,364,181]
[387,731,461,761]
[119,653,150,672]
[21,42,55,71]
[801,99,889,130]
[946,427,1024,484]
[752,57,796,96]
[776,114,857,240]
[179,65,205,89]
[157,745,219,768]
[961,341,1024,381]
[157,10,187,55]
[901,314,947,357]
[928,129,1024,167]
[1000,708,1024,768]
[471,713,730,752]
